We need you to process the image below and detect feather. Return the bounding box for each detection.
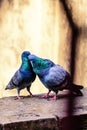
[28,54,83,100]
[5,51,36,99]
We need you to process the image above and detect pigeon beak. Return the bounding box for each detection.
[30,61,33,67]
[28,54,35,60]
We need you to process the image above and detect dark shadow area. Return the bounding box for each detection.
[59,0,81,129]
[60,0,79,79]
[0,0,3,7]
[79,27,87,38]
[61,114,87,130]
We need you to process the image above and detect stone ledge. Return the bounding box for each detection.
[0,88,87,130]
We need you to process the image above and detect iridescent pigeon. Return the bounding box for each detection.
[28,54,83,100]
[5,51,36,99]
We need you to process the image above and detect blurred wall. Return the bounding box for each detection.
[0,0,87,98]
[58,0,87,86]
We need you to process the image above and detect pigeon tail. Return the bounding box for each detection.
[71,83,83,96]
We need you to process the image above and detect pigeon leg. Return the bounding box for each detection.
[48,94,57,100]
[41,90,51,98]
[27,86,33,97]
[15,95,23,100]
[14,88,23,100]
[48,91,58,101]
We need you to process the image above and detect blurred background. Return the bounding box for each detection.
[0,0,87,98]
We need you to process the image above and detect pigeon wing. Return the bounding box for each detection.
[44,65,69,87]
[12,70,23,86]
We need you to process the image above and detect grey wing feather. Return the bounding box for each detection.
[44,65,69,87]
[12,70,23,86]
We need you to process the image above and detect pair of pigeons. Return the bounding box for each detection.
[5,51,83,100]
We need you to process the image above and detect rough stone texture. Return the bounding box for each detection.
[0,88,87,130]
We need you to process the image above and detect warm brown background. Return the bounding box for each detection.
[0,0,87,98]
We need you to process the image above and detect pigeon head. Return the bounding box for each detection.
[28,54,38,62]
[28,54,54,74]
[21,51,31,63]
[28,55,39,72]
[21,51,31,59]
[21,51,32,70]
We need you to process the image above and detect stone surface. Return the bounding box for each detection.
[0,88,87,130]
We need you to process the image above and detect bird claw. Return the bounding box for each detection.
[14,96,24,100]
[40,94,50,99]
[48,95,58,101]
[28,91,34,97]
[40,91,51,99]
[29,94,34,97]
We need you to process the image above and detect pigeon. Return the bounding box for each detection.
[28,54,83,100]
[5,51,36,99]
